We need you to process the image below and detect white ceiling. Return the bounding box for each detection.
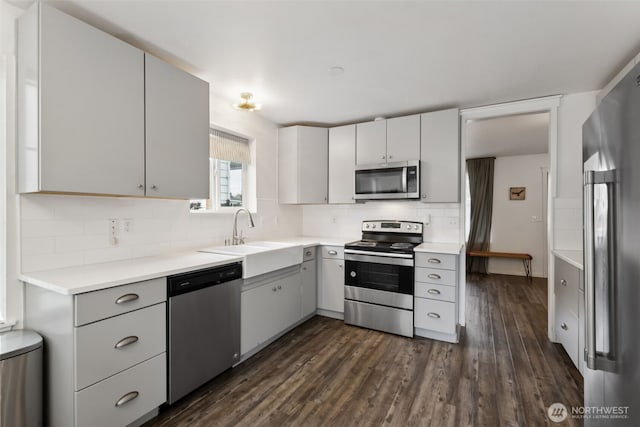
[465,112,549,159]
[34,1,640,126]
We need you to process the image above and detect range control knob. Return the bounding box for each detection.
[365,224,370,229]
[406,225,411,230]
[372,224,376,229]
[414,225,419,230]
[350,271,357,278]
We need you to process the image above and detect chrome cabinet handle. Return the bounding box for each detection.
[427,258,441,264]
[150,184,157,190]
[302,267,307,271]
[305,250,313,256]
[427,312,440,319]
[278,285,282,290]
[328,250,338,255]
[178,281,190,287]
[114,336,139,349]
[381,155,386,159]
[272,287,277,292]
[115,391,139,407]
[427,289,441,295]
[137,184,144,190]
[115,294,139,305]
[389,155,393,159]
[427,273,441,280]
[561,323,568,331]
[560,279,567,286]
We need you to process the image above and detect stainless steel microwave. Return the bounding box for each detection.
[354,160,420,200]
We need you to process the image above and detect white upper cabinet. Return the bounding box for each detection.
[386,114,420,162]
[356,116,420,165]
[144,54,209,199]
[17,4,209,199]
[420,109,460,203]
[356,120,387,165]
[278,126,328,204]
[18,3,145,196]
[328,124,356,204]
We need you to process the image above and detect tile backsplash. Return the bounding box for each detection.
[20,194,302,273]
[302,201,461,243]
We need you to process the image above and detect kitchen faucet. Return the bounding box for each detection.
[231,208,255,245]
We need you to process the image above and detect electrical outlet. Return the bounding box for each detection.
[423,214,431,225]
[109,219,119,246]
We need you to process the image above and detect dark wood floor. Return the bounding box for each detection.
[146,274,583,426]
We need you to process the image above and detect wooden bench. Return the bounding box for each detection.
[466,250,533,278]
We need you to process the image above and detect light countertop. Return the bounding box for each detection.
[268,236,358,247]
[552,249,584,270]
[415,242,463,255]
[19,251,243,295]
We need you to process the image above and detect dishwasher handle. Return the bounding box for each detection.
[167,262,242,297]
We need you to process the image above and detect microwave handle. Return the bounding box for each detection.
[402,167,407,193]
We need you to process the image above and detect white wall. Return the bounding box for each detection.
[19,95,302,275]
[554,91,598,250]
[488,154,549,277]
[302,202,460,243]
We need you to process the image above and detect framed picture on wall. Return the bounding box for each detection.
[509,187,526,200]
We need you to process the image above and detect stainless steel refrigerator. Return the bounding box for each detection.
[582,61,640,426]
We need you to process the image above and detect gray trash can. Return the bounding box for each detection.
[0,330,43,427]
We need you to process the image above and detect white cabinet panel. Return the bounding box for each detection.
[301,260,317,318]
[386,114,420,162]
[420,109,460,203]
[318,258,344,313]
[278,126,328,204]
[356,120,387,165]
[328,125,356,204]
[145,54,209,199]
[414,299,456,334]
[19,3,145,196]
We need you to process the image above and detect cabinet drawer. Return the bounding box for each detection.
[75,303,166,391]
[415,252,456,270]
[321,246,344,259]
[75,277,166,326]
[554,257,580,317]
[415,267,456,287]
[414,282,456,303]
[414,298,456,334]
[556,310,579,369]
[303,246,317,261]
[75,353,166,427]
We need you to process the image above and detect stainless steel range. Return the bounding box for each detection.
[344,220,423,337]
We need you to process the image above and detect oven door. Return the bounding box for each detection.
[344,253,414,295]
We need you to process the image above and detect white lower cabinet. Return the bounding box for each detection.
[24,278,167,427]
[75,354,166,427]
[317,246,345,317]
[241,268,302,356]
[554,255,584,372]
[414,250,460,343]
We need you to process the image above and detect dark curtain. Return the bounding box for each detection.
[466,157,495,274]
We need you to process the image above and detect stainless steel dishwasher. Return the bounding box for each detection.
[167,262,242,404]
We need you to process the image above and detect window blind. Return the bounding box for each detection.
[209,128,251,164]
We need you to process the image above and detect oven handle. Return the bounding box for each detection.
[344,249,414,259]
[344,252,414,267]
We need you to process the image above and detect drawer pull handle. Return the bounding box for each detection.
[427,274,441,280]
[427,258,441,264]
[305,250,313,256]
[427,289,441,295]
[115,391,139,407]
[272,287,277,292]
[178,281,191,287]
[328,250,338,255]
[427,312,441,319]
[115,294,139,305]
[560,279,567,286]
[561,322,568,331]
[114,336,139,349]
[278,285,282,290]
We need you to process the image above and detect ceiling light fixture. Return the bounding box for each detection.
[233,92,261,112]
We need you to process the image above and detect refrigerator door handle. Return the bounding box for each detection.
[584,169,618,372]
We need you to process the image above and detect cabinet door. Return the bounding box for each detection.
[241,283,277,355]
[328,125,356,204]
[386,115,420,162]
[420,109,460,202]
[37,4,145,196]
[356,120,387,165]
[301,260,317,317]
[318,258,344,313]
[145,54,209,199]
[277,127,299,204]
[275,273,303,331]
[298,127,328,204]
